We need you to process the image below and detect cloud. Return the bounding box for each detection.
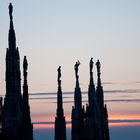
[52,98,140,104]
[105,89,140,94]
[30,96,71,100]
[102,82,117,85]
[29,89,140,97]
[105,99,140,103]
[0,88,140,97]
[102,81,140,85]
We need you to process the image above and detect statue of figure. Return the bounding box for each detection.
[23,56,28,77]
[9,3,13,20]
[74,60,80,79]
[96,60,100,73]
[57,66,61,84]
[90,57,93,73]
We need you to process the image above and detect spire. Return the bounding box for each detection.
[96,60,101,87]
[56,66,64,117]
[2,4,22,140]
[22,56,33,140]
[55,66,66,140]
[88,58,96,108]
[8,3,16,50]
[74,60,82,109]
[71,61,85,140]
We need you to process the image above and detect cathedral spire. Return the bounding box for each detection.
[2,4,22,140]
[22,56,33,140]
[88,58,96,108]
[8,3,16,50]
[56,66,64,117]
[55,66,66,140]
[74,60,82,109]
[71,61,85,140]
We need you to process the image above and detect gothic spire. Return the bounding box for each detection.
[22,56,33,140]
[2,4,22,140]
[8,3,16,50]
[74,60,82,109]
[56,66,64,117]
[71,61,85,140]
[55,66,66,140]
[88,58,96,108]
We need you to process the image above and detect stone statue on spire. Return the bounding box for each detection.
[9,3,13,20]
[90,58,93,74]
[74,60,80,80]
[96,60,101,74]
[57,66,61,86]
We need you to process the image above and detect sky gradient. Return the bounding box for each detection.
[0,0,140,140]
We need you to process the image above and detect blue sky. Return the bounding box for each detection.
[0,1,140,140]
[0,0,140,93]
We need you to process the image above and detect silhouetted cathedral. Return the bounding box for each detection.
[0,3,33,140]
[0,3,110,140]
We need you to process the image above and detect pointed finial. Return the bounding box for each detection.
[23,56,28,78]
[74,60,80,80]
[9,3,13,20]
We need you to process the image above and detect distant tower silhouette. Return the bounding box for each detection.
[21,56,33,140]
[2,3,23,140]
[55,66,67,140]
[71,61,85,140]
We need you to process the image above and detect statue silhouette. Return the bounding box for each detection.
[74,60,80,80]
[57,66,61,85]
[90,58,93,73]
[96,60,100,74]
[9,3,13,20]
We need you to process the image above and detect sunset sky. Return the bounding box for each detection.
[0,0,140,140]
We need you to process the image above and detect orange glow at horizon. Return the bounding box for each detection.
[32,113,140,129]
[109,113,140,120]
[33,122,140,129]
[33,124,54,129]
